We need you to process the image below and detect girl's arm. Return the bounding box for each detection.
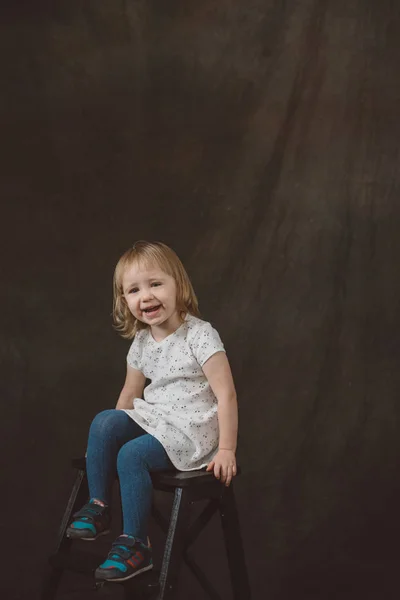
[202,352,238,486]
[115,364,146,410]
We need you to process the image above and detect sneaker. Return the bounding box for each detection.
[95,535,153,582]
[66,500,110,541]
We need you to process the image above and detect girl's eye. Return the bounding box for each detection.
[129,288,139,294]
[151,282,161,287]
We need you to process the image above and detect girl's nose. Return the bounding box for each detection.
[141,288,154,301]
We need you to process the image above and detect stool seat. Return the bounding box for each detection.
[43,457,251,600]
[72,457,240,488]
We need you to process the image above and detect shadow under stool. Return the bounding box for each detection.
[42,457,251,600]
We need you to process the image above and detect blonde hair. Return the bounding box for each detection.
[113,241,200,339]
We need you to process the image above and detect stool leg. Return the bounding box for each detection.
[158,488,191,600]
[41,469,88,600]
[219,486,252,600]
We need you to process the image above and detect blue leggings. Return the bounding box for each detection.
[86,409,173,542]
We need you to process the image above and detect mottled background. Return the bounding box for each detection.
[2,1,400,598]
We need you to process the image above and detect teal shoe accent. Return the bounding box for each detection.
[99,559,128,572]
[66,500,111,541]
[69,521,96,534]
[95,536,153,582]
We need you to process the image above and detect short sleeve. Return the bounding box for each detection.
[191,322,225,367]
[127,334,141,370]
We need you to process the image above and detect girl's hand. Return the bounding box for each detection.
[206,449,237,487]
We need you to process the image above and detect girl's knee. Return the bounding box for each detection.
[90,409,128,435]
[117,441,145,473]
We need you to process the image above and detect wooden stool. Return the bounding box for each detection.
[42,457,251,599]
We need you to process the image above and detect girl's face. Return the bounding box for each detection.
[122,261,180,332]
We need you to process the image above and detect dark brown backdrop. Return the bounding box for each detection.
[2,1,400,598]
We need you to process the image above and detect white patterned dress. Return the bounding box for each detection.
[123,314,225,471]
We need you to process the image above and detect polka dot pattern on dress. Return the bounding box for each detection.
[124,314,225,470]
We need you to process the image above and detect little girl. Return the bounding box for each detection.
[66,241,238,583]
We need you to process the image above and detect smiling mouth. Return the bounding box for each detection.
[143,305,161,314]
